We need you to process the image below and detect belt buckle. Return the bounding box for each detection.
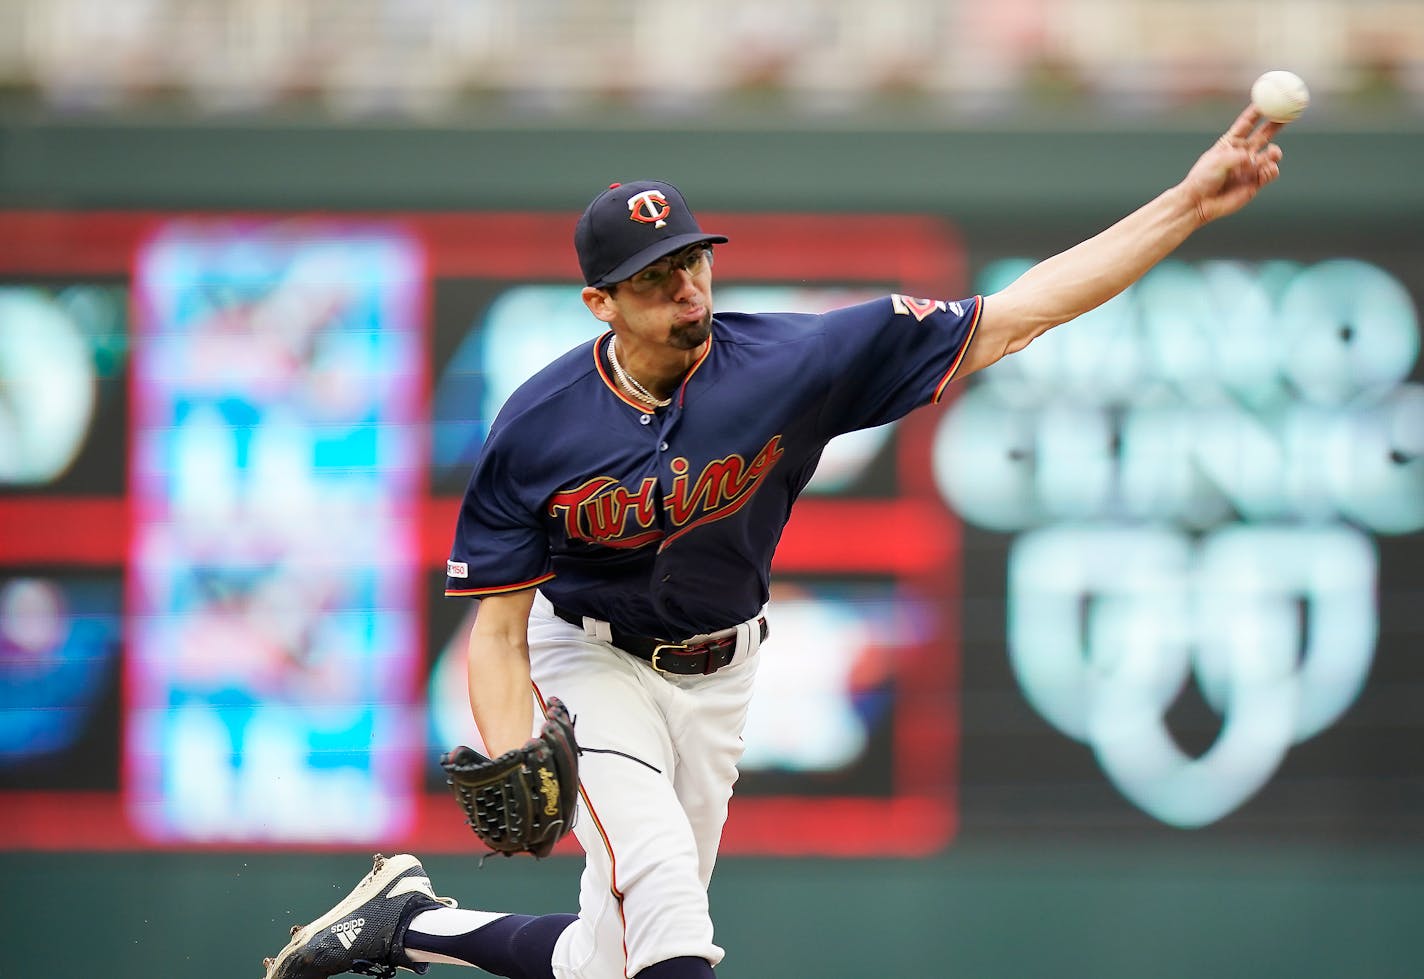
[650,641,691,673]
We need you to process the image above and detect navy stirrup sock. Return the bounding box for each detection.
[636,956,716,978]
[408,912,576,979]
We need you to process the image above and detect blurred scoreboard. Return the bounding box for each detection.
[944,253,1424,838]
[0,211,965,854]
[1,210,1420,853]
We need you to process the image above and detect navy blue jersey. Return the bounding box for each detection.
[446,294,981,638]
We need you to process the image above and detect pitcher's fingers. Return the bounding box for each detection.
[1248,119,1285,151]
[1225,104,1263,140]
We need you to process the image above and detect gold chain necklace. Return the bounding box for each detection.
[608,336,672,408]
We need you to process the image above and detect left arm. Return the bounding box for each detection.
[959,105,1286,377]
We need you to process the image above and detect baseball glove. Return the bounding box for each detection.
[441,698,580,858]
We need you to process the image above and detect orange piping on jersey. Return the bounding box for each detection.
[444,571,555,598]
[674,335,714,408]
[532,683,632,974]
[593,331,657,411]
[931,295,983,404]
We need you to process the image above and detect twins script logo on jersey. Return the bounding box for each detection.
[548,435,786,548]
[549,475,662,549]
[627,190,671,229]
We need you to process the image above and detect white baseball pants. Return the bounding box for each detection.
[526,591,764,979]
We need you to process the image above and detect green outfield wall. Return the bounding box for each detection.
[8,846,1424,979]
[3,111,1421,227]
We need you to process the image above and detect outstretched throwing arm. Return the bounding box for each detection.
[961,105,1287,378]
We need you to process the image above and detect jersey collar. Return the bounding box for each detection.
[592,329,714,411]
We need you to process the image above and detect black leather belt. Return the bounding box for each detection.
[551,605,768,676]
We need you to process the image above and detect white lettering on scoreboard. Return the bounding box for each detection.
[934,258,1421,827]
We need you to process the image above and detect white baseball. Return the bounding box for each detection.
[1251,70,1310,123]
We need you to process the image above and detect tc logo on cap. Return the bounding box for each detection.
[627,190,671,228]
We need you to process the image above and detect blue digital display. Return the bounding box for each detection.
[0,576,121,766]
[126,223,428,843]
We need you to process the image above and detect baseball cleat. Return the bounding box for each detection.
[261,853,456,979]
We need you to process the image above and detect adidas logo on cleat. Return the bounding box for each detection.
[331,917,365,949]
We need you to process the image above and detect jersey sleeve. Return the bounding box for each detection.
[444,430,554,598]
[814,294,981,435]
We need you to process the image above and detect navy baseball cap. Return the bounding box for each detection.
[575,180,728,288]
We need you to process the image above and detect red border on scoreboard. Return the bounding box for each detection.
[0,210,965,857]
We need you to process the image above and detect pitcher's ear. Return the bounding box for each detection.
[582,286,618,323]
